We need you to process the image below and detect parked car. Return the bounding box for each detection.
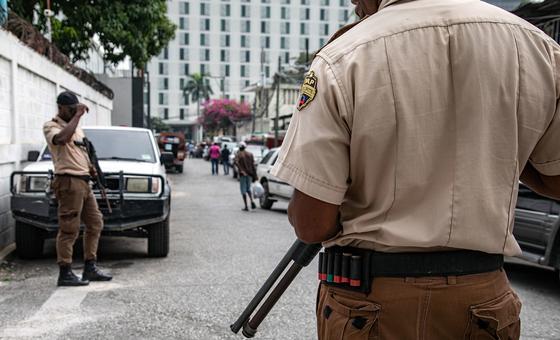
[230,143,269,179]
[513,183,560,281]
[255,148,293,209]
[10,126,173,259]
[157,132,186,173]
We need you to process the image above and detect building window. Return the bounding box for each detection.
[300,7,310,20]
[241,4,250,17]
[260,36,270,49]
[179,48,189,60]
[183,64,190,76]
[299,37,310,50]
[284,51,290,64]
[281,22,290,34]
[220,35,230,47]
[320,23,329,36]
[200,33,209,46]
[160,47,168,59]
[240,65,247,77]
[240,35,250,48]
[301,0,310,4]
[220,49,230,62]
[339,9,348,21]
[201,49,211,61]
[180,108,185,120]
[180,2,189,15]
[320,9,329,21]
[300,23,309,35]
[280,37,288,49]
[241,50,251,62]
[261,6,271,18]
[180,78,185,89]
[200,18,210,31]
[182,33,189,45]
[184,95,189,105]
[221,19,230,32]
[158,62,168,75]
[320,0,329,5]
[221,4,231,16]
[164,108,169,120]
[200,2,210,16]
[200,64,208,74]
[281,7,289,19]
[159,93,168,105]
[179,17,189,30]
[221,64,230,77]
[261,21,270,34]
[159,78,169,90]
[241,20,251,33]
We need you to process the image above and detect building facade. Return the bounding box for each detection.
[147,0,352,141]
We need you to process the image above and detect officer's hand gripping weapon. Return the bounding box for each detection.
[230,240,321,338]
[75,138,112,214]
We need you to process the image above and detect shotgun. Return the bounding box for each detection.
[231,240,321,338]
[75,138,112,214]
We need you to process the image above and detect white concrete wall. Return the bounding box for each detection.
[0,29,113,250]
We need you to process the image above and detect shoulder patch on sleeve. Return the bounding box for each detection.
[297,71,318,111]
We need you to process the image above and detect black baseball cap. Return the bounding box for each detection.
[56,91,79,106]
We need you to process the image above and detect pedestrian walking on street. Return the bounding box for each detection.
[235,142,257,211]
[221,144,231,175]
[43,91,112,287]
[209,142,221,175]
[270,0,560,338]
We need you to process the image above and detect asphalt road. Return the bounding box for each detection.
[0,159,559,340]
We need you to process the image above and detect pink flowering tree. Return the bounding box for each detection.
[199,99,252,135]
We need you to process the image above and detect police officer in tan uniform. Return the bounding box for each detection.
[43,91,112,286]
[272,0,560,338]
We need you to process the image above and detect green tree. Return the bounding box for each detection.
[8,0,176,70]
[182,73,214,120]
[150,117,169,133]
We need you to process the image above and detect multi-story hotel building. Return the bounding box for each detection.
[146,0,353,140]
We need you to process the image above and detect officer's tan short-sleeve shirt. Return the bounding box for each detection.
[271,0,560,256]
[43,117,90,176]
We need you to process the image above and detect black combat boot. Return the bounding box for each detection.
[82,260,113,282]
[58,264,89,286]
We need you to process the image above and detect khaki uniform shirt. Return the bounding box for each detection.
[271,0,560,256]
[43,116,90,176]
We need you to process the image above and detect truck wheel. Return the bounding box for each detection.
[259,181,274,210]
[15,221,45,259]
[147,216,169,257]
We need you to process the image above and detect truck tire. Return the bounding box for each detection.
[15,221,45,259]
[147,216,169,257]
[259,181,274,210]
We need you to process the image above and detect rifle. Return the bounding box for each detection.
[75,138,112,214]
[231,240,322,338]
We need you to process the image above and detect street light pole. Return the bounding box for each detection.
[274,56,281,148]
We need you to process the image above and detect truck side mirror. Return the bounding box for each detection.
[27,151,40,162]
[160,152,174,166]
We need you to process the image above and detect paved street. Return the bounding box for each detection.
[0,159,559,340]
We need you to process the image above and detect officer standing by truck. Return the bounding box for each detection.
[43,91,112,286]
[271,0,560,338]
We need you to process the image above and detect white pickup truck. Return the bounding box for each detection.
[10,126,173,259]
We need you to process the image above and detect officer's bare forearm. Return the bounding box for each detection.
[288,190,341,244]
[520,162,560,200]
[53,115,81,145]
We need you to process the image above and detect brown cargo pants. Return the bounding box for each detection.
[52,176,104,265]
[317,269,521,340]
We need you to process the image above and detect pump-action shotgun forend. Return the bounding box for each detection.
[230,240,322,338]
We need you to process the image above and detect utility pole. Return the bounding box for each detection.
[146,71,151,130]
[274,56,281,148]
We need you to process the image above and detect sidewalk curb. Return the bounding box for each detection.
[0,243,16,261]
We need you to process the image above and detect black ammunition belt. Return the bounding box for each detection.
[318,247,504,294]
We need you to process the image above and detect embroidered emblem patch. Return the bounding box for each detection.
[297,71,318,111]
